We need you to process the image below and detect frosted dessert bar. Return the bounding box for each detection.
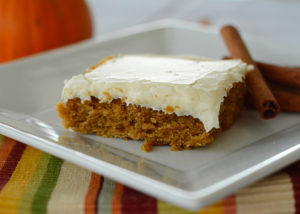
[57,55,250,151]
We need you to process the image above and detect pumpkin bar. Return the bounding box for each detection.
[57,55,250,151]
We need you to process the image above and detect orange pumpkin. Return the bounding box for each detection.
[0,0,93,63]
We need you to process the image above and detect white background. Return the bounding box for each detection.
[87,0,300,48]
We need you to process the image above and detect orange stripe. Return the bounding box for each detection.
[112,183,124,214]
[223,195,237,214]
[84,173,102,214]
[0,137,17,171]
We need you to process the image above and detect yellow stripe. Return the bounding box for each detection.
[0,146,42,213]
[47,161,92,214]
[199,201,224,214]
[158,200,198,214]
[19,152,51,214]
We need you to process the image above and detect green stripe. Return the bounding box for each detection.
[31,155,63,214]
[0,135,4,146]
[19,153,51,214]
[98,178,116,214]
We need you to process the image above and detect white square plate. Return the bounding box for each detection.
[0,20,299,210]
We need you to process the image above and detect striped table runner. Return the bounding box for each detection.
[0,135,299,214]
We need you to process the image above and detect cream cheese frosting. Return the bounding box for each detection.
[62,55,251,132]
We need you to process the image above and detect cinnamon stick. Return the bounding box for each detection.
[223,56,300,89]
[245,86,300,113]
[221,25,280,119]
[256,62,300,89]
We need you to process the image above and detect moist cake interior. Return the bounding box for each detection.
[57,82,245,151]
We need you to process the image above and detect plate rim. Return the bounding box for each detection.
[1,109,299,210]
